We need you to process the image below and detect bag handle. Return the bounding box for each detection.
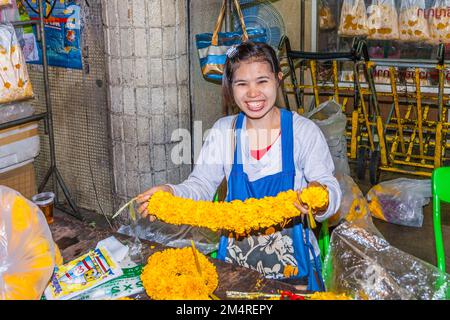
[212,0,249,46]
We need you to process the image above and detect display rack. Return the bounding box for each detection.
[0,0,81,219]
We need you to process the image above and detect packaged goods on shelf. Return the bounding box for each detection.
[338,0,369,37]
[428,0,450,44]
[399,0,430,42]
[319,0,336,30]
[367,0,400,40]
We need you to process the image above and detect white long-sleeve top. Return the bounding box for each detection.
[169,111,342,223]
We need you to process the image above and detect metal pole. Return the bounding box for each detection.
[37,0,81,219]
[38,0,56,181]
[225,0,232,32]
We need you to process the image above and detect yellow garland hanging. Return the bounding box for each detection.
[309,291,352,300]
[140,247,218,300]
[147,190,303,233]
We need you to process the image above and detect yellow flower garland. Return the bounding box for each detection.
[309,291,352,300]
[147,190,302,233]
[140,247,218,300]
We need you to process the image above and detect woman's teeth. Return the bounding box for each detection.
[247,101,264,110]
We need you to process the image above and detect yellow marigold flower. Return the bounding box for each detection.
[141,247,218,300]
[147,190,301,233]
[299,186,329,211]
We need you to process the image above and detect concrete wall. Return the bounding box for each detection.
[102,0,190,211]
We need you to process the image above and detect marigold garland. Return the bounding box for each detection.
[309,291,352,300]
[140,247,218,300]
[147,190,303,233]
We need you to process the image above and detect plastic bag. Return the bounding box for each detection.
[304,100,350,176]
[367,0,400,40]
[328,174,372,226]
[0,101,34,124]
[319,0,336,30]
[338,0,369,37]
[0,24,33,104]
[399,0,430,42]
[117,218,220,255]
[366,178,431,227]
[0,185,57,300]
[428,0,450,44]
[324,222,449,299]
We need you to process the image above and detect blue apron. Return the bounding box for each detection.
[217,109,324,292]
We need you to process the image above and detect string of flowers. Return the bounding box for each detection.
[140,247,218,300]
[146,190,303,233]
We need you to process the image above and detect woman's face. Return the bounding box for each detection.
[232,60,282,120]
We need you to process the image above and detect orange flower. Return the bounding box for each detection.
[140,247,218,300]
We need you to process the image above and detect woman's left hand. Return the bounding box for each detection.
[295,181,329,215]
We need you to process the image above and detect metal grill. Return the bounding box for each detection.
[30,0,114,216]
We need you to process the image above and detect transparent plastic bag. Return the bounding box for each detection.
[304,100,350,176]
[0,101,34,124]
[338,0,369,36]
[329,174,369,226]
[367,0,400,40]
[366,178,431,227]
[324,222,449,299]
[428,0,450,44]
[117,218,220,255]
[0,185,57,300]
[399,0,430,42]
[319,0,336,30]
[0,24,33,104]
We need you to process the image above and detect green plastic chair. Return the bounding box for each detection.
[432,167,450,274]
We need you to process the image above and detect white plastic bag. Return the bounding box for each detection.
[367,0,400,40]
[338,0,369,37]
[330,174,369,225]
[0,185,57,299]
[366,178,431,227]
[399,0,431,42]
[304,100,350,176]
[428,0,450,44]
[0,24,33,104]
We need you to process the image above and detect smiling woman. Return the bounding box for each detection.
[137,42,342,293]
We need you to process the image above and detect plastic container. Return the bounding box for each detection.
[32,192,55,224]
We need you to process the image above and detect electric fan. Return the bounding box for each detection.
[233,0,286,49]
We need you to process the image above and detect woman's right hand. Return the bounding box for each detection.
[136,185,173,222]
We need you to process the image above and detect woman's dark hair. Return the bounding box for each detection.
[222,42,281,115]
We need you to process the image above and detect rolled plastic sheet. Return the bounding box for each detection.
[324,221,449,300]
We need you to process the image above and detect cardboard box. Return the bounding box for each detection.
[0,161,37,200]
